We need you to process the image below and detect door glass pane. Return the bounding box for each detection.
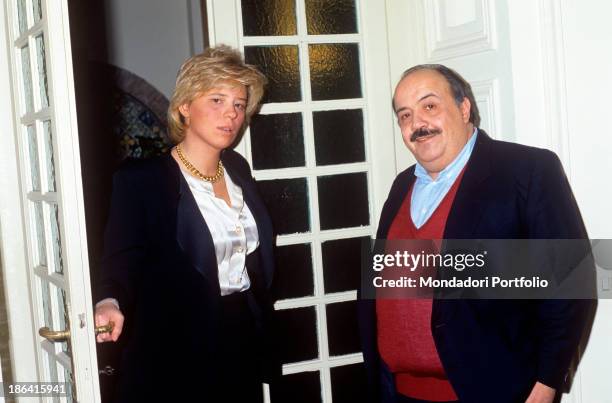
[241,0,297,36]
[21,45,34,113]
[56,287,69,353]
[44,352,59,383]
[313,109,365,165]
[305,0,357,35]
[309,43,362,100]
[250,112,305,169]
[27,125,41,191]
[43,121,57,192]
[274,243,314,299]
[40,278,53,328]
[330,363,368,402]
[50,204,64,274]
[64,367,75,402]
[17,0,27,34]
[322,236,368,293]
[33,0,43,22]
[36,34,49,108]
[33,201,47,266]
[244,46,301,103]
[270,371,321,403]
[326,300,360,356]
[317,172,369,230]
[258,178,310,234]
[276,307,318,363]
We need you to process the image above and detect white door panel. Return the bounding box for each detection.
[207,1,396,401]
[1,0,100,401]
[388,0,515,172]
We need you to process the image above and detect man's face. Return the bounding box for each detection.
[393,69,474,178]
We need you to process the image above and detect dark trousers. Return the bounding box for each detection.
[396,395,459,403]
[215,290,264,403]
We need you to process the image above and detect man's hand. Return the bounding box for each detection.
[95,302,124,342]
[525,382,556,403]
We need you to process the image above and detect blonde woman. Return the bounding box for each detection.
[94,45,278,402]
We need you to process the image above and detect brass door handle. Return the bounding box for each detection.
[38,327,70,341]
[95,322,114,335]
[39,322,114,342]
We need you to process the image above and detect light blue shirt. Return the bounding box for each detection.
[410,129,478,228]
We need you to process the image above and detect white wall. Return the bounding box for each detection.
[561,0,612,237]
[560,1,612,402]
[509,3,612,399]
[103,0,204,98]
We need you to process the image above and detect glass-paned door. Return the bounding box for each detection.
[3,0,100,401]
[208,0,397,401]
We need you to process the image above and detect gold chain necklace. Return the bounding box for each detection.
[175,144,224,183]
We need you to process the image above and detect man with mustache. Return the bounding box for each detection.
[359,65,593,403]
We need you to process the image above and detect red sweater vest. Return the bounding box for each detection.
[376,171,465,401]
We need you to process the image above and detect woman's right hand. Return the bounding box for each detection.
[94,301,124,343]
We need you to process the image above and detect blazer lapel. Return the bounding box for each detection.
[434,132,494,320]
[444,130,493,239]
[378,166,416,239]
[171,150,273,291]
[170,155,221,292]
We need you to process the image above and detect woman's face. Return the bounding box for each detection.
[179,83,247,153]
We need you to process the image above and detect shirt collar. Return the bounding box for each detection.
[414,128,479,182]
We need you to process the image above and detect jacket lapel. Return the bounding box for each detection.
[377,166,416,239]
[169,155,221,292]
[443,130,493,239]
[435,132,493,316]
[173,150,274,291]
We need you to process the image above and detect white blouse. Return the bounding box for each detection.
[180,166,259,296]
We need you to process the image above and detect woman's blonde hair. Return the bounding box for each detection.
[167,45,267,143]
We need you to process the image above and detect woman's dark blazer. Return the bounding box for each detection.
[97,149,278,401]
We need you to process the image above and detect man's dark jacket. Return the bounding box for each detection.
[358,131,595,403]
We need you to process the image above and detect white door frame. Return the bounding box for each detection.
[206,1,397,401]
[43,0,100,399]
[1,0,100,401]
[0,0,40,387]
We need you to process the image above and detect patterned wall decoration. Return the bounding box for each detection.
[101,64,172,160]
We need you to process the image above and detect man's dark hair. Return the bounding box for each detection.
[400,64,481,127]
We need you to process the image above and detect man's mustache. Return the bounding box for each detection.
[410,128,442,142]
